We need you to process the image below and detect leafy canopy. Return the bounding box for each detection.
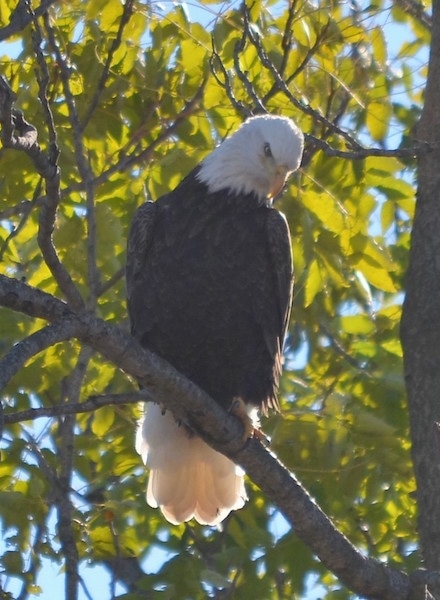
[0,0,427,598]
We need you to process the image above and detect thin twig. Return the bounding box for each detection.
[32,8,59,161]
[0,76,85,308]
[278,0,298,76]
[96,266,125,297]
[303,132,423,160]
[57,346,92,600]
[82,0,135,129]
[0,0,58,42]
[393,0,432,30]
[3,391,149,425]
[0,179,42,262]
[232,6,266,113]
[209,40,251,118]
[0,318,81,391]
[43,14,99,308]
[64,80,207,195]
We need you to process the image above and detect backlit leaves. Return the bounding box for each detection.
[0,0,424,598]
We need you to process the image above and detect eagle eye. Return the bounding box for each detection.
[263,142,272,158]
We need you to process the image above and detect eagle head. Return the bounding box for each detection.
[197,114,304,202]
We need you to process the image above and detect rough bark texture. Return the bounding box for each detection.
[401,0,440,594]
[0,273,415,599]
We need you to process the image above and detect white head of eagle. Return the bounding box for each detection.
[197,114,304,201]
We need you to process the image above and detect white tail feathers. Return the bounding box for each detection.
[136,403,247,525]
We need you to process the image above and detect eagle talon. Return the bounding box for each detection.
[230,397,269,443]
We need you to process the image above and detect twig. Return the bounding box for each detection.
[32,7,59,161]
[0,0,58,42]
[232,6,266,114]
[0,198,43,220]
[43,14,99,308]
[64,80,207,196]
[209,41,251,118]
[393,0,432,30]
[96,266,125,297]
[58,346,92,600]
[0,76,85,309]
[82,0,135,129]
[16,523,46,600]
[263,7,331,103]
[3,391,149,425]
[0,179,42,262]
[278,0,299,77]
[0,318,81,391]
[304,132,423,160]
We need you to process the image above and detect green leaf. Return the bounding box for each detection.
[91,406,115,437]
[366,101,392,141]
[304,258,323,307]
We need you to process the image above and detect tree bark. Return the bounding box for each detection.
[401,0,440,592]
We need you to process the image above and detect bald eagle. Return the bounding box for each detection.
[126,115,304,525]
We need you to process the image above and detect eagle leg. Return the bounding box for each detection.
[230,397,269,444]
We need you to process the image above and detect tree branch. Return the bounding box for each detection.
[81,0,135,129]
[393,0,432,30]
[0,75,85,310]
[57,346,91,600]
[0,272,418,600]
[3,391,148,425]
[0,319,80,391]
[0,0,59,42]
[43,13,100,309]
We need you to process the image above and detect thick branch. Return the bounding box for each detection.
[0,273,415,600]
[401,2,440,595]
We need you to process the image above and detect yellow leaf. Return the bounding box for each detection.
[302,191,345,234]
[92,406,115,437]
[366,101,391,141]
[338,315,375,335]
[371,26,387,64]
[305,258,323,307]
[351,256,397,292]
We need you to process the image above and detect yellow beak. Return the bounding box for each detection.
[268,168,289,199]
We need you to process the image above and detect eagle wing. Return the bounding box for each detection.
[254,209,293,411]
[126,201,157,337]
[266,209,294,347]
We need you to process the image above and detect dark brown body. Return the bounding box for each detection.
[126,167,293,414]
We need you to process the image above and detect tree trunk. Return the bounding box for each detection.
[401,0,440,592]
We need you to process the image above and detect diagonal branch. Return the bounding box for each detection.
[393,0,432,30]
[0,319,80,391]
[0,0,59,42]
[0,272,418,600]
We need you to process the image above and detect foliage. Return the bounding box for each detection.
[0,0,429,598]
